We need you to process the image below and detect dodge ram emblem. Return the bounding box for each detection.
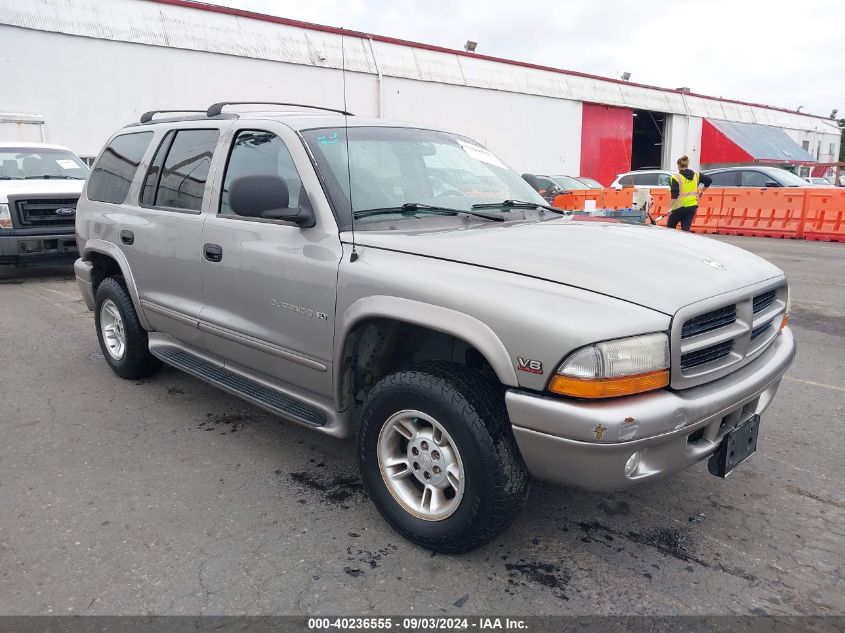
[702,259,726,271]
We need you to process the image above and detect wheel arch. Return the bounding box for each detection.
[334,296,518,410]
[83,239,151,330]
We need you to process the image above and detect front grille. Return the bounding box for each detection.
[681,304,737,339]
[672,283,787,389]
[680,340,734,370]
[750,321,772,342]
[14,198,78,227]
[753,290,776,314]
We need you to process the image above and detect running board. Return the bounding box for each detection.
[151,346,327,427]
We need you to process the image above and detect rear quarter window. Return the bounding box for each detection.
[87,132,154,204]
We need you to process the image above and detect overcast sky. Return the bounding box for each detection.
[200,0,843,117]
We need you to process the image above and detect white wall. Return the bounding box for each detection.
[0,25,580,173]
[381,78,582,174]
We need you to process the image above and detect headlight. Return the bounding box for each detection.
[548,333,670,398]
[0,203,11,229]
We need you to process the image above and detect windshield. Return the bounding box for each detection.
[549,175,588,190]
[0,147,88,180]
[301,126,546,229]
[577,177,603,189]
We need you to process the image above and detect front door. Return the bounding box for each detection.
[199,124,342,397]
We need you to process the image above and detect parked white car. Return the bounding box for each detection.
[610,170,673,189]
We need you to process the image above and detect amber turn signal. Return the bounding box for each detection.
[548,369,670,399]
[779,312,789,331]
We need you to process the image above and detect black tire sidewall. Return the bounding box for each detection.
[94,277,156,379]
[359,375,501,546]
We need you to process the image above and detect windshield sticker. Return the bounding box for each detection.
[317,132,339,145]
[56,159,78,169]
[457,140,506,168]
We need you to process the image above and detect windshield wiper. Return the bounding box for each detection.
[24,175,83,180]
[353,202,504,222]
[472,199,567,214]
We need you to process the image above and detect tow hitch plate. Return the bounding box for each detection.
[708,414,760,478]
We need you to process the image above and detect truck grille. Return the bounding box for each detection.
[680,340,733,370]
[671,283,788,389]
[752,290,776,314]
[14,198,78,227]
[681,305,737,339]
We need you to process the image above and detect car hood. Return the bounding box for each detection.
[0,179,84,202]
[353,219,784,315]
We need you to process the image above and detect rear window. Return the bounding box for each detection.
[617,174,634,185]
[87,132,153,204]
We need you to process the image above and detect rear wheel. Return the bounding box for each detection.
[94,277,161,380]
[358,362,530,553]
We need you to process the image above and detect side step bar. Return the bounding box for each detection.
[151,346,327,427]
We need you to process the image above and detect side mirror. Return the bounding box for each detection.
[228,175,315,227]
[764,181,781,188]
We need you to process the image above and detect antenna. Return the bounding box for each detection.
[341,31,359,263]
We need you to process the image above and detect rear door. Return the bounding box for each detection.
[199,122,342,396]
[121,125,226,346]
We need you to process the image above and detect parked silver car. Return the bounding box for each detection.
[74,103,795,552]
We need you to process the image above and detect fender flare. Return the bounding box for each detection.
[82,239,151,331]
[334,295,519,404]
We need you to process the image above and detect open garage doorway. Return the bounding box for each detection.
[631,109,666,170]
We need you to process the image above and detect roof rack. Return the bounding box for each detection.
[206,102,354,117]
[139,110,207,124]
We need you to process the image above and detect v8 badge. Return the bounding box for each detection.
[517,357,543,375]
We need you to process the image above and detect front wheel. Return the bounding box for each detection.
[358,362,530,553]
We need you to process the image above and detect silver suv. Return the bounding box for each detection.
[74,103,796,552]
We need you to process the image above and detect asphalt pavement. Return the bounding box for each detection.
[0,236,843,616]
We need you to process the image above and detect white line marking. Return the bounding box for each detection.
[783,376,845,393]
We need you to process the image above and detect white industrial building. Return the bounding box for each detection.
[1,0,840,184]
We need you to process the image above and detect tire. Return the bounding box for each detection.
[94,276,162,380]
[358,361,530,553]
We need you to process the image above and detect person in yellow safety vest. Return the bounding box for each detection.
[668,155,712,231]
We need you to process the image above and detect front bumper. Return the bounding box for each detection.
[0,233,77,266]
[74,257,95,311]
[509,327,796,491]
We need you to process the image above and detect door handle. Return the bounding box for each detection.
[120,230,134,245]
[204,243,223,263]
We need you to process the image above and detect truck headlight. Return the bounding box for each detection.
[0,203,11,229]
[549,333,670,398]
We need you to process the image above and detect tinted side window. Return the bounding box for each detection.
[741,170,772,187]
[634,173,658,186]
[140,132,173,206]
[149,129,219,211]
[87,132,153,204]
[656,173,671,186]
[221,130,305,216]
[708,171,737,186]
[618,175,634,185]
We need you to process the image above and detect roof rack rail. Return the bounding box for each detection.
[206,102,354,117]
[140,110,206,124]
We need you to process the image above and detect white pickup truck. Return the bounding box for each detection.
[0,142,87,266]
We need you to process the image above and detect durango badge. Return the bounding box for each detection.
[517,357,543,374]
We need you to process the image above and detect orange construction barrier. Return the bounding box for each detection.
[552,189,600,210]
[802,188,845,242]
[553,185,845,243]
[718,188,807,238]
[599,187,634,209]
